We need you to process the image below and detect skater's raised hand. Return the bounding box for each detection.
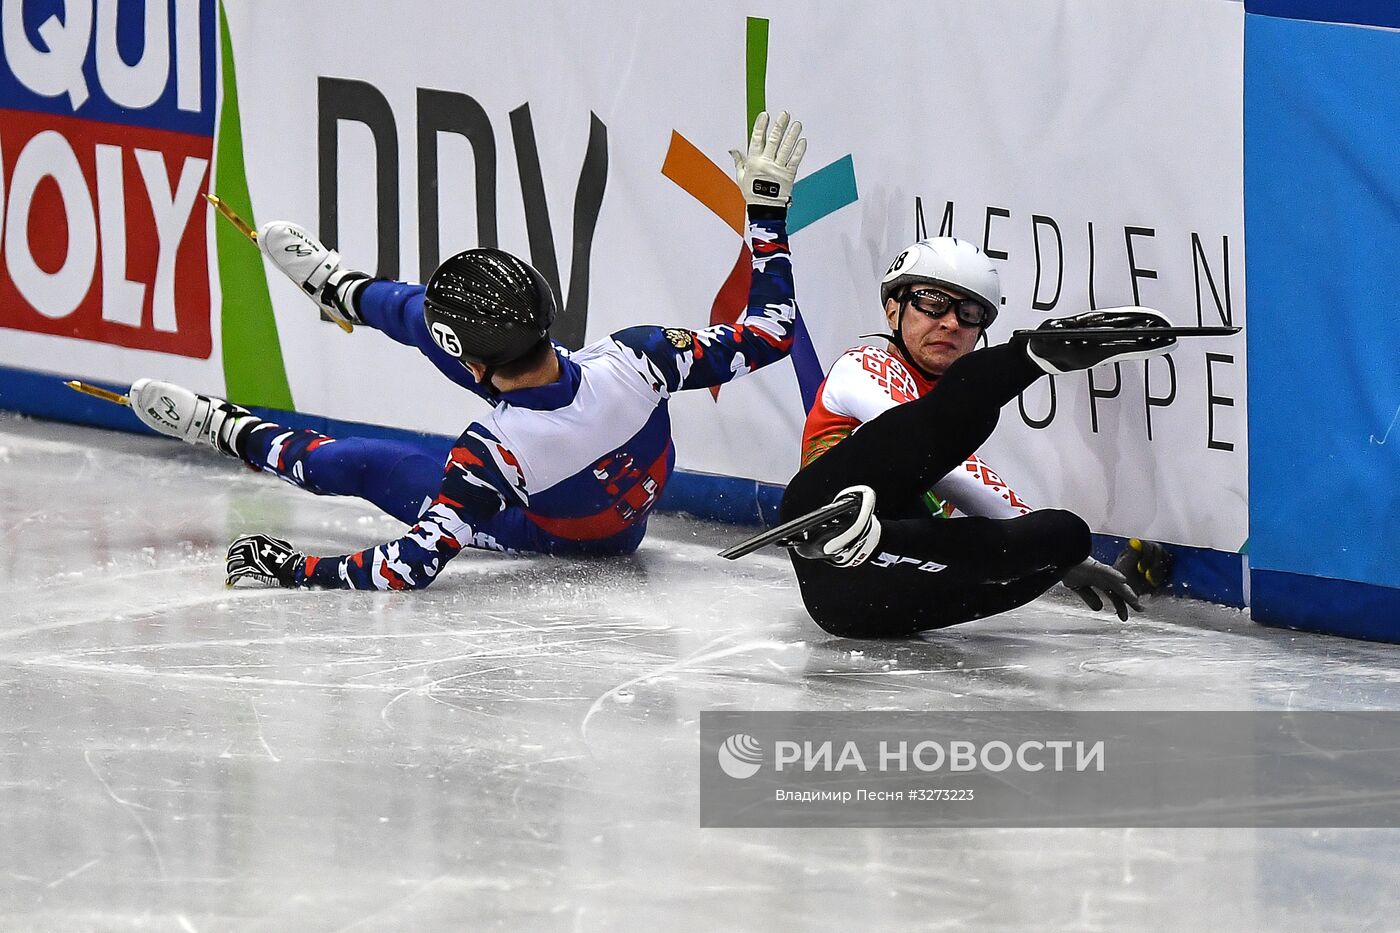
[729,110,807,209]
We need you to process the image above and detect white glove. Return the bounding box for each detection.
[1061,557,1145,622]
[729,110,807,209]
[257,221,368,329]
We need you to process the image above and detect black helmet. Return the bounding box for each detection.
[422,248,556,367]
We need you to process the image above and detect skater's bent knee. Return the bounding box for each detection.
[1039,508,1091,564]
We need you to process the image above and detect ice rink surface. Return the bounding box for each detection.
[2,414,1398,932]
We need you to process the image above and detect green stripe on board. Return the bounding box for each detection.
[215,2,293,409]
[745,17,769,133]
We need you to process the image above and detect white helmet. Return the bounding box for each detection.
[880,237,1002,328]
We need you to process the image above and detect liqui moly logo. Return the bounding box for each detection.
[0,0,216,357]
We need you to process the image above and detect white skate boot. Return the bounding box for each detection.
[720,485,882,565]
[789,485,882,567]
[129,379,261,458]
[257,220,370,328]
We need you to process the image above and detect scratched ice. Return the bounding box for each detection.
[2,414,1398,931]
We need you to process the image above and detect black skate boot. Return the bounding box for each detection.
[1018,308,1177,375]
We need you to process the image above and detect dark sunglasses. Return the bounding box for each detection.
[903,288,990,327]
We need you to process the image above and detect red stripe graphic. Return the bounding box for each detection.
[527,443,673,540]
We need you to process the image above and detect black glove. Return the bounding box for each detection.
[1112,538,1174,596]
[1061,557,1144,622]
[226,534,304,588]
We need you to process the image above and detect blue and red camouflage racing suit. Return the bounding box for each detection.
[236,214,796,590]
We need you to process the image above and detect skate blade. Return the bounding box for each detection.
[205,193,353,335]
[718,497,860,560]
[64,381,130,406]
[205,193,258,243]
[1011,325,1240,339]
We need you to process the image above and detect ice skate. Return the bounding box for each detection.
[257,220,369,328]
[721,485,881,567]
[129,379,261,458]
[1018,308,1178,375]
[789,485,882,567]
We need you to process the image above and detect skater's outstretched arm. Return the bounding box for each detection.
[613,111,806,396]
[612,211,797,395]
[927,455,1033,519]
[226,425,522,591]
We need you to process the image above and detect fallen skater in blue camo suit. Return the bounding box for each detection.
[130,112,808,590]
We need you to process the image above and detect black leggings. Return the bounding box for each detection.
[782,344,1091,638]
